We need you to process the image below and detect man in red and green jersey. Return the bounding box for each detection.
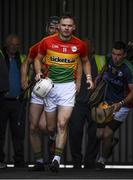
[34,14,94,172]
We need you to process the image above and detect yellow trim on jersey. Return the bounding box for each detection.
[47,49,80,58]
[45,49,80,69]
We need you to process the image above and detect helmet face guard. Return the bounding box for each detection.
[46,16,59,35]
[33,78,54,98]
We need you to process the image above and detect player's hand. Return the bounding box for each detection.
[86,74,94,90]
[86,79,94,90]
[112,102,121,112]
[35,72,43,81]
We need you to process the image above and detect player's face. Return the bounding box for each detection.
[48,24,59,35]
[58,18,75,38]
[7,38,20,55]
[112,48,126,65]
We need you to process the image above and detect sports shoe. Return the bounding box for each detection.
[49,160,59,173]
[0,162,6,169]
[84,161,96,169]
[30,162,45,171]
[73,163,81,169]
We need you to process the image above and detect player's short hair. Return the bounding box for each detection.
[59,13,76,25]
[113,41,127,53]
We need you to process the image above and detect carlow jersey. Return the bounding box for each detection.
[28,42,40,59]
[28,41,48,78]
[38,33,87,83]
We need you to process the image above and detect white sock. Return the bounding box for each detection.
[53,155,61,164]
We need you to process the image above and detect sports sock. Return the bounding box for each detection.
[53,155,61,164]
[52,147,63,164]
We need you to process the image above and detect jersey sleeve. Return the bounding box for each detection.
[28,42,40,59]
[38,39,47,56]
[80,41,88,58]
[28,47,37,59]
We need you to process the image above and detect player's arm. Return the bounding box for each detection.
[113,84,133,112]
[34,53,44,81]
[81,55,94,90]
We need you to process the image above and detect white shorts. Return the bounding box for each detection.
[30,92,44,105]
[113,107,130,122]
[44,82,76,112]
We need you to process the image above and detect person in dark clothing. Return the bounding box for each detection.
[69,39,106,168]
[95,41,133,169]
[0,34,26,168]
[34,15,93,173]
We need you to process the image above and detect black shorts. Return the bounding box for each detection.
[97,119,122,132]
